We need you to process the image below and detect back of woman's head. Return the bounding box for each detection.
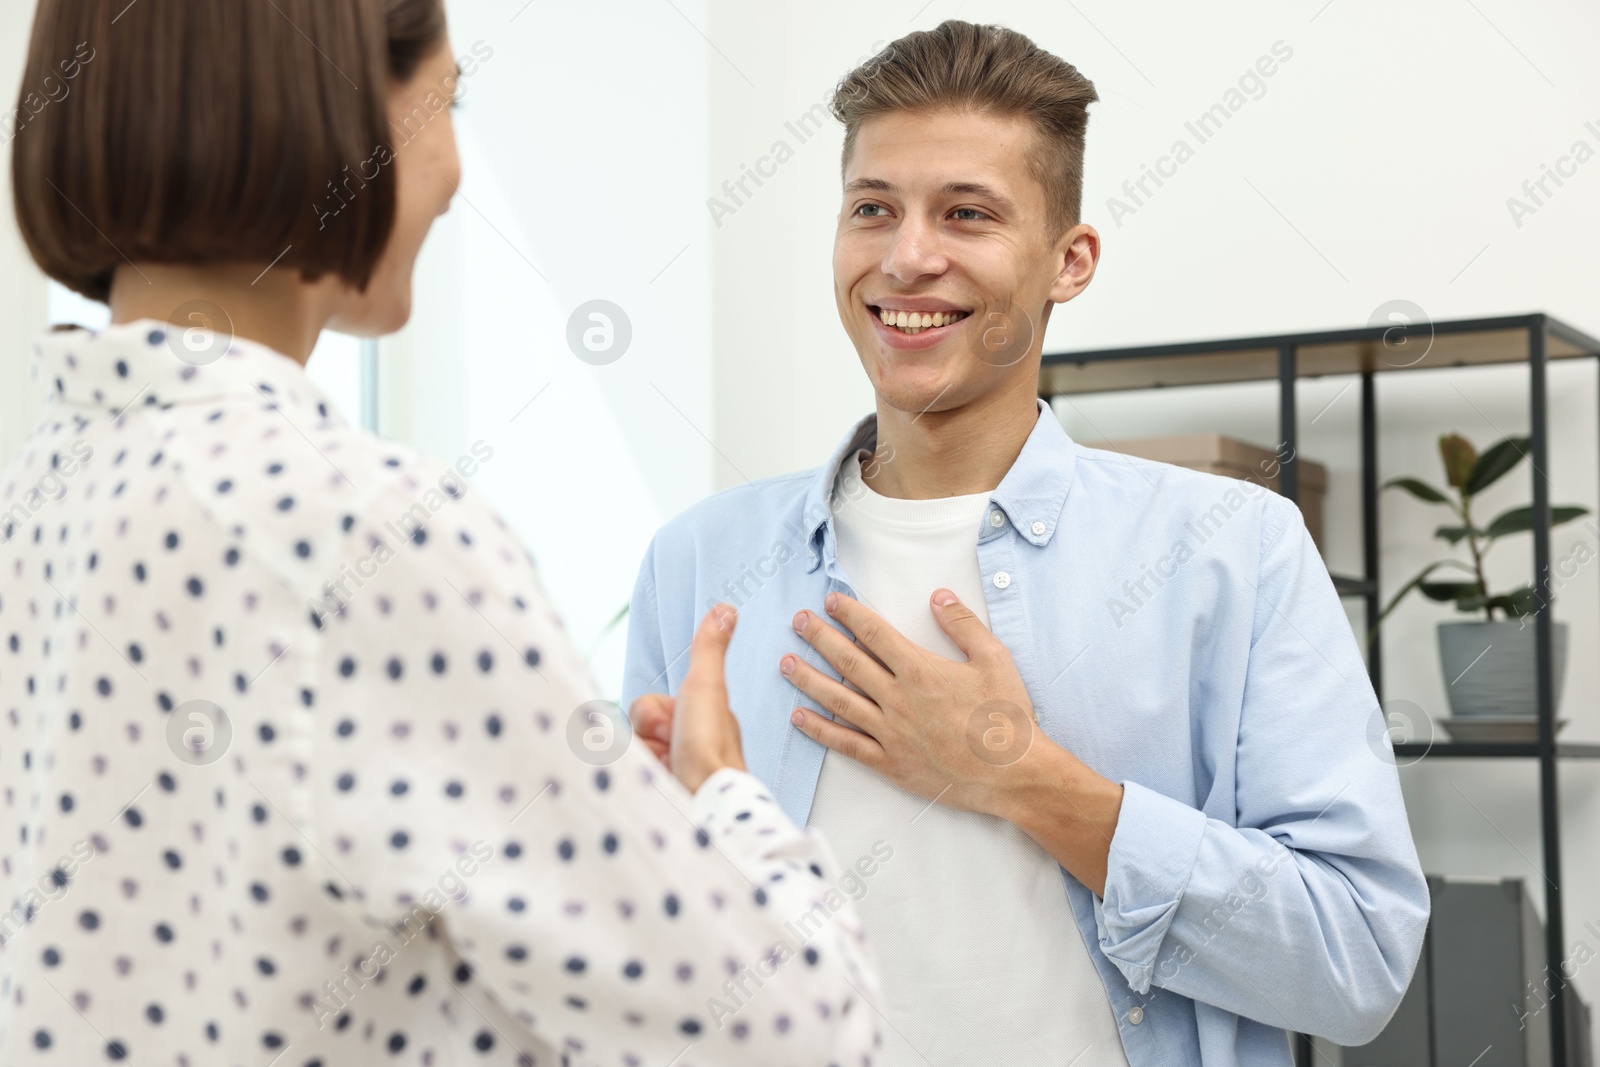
[12,0,446,304]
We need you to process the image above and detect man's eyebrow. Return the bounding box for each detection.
[843,177,896,195]
[940,181,1015,210]
[842,177,1016,211]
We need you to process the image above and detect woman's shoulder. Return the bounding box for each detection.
[159,402,524,611]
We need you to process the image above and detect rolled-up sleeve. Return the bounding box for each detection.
[1093,494,1430,1046]
[1095,780,1208,991]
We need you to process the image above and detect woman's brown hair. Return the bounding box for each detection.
[11,0,446,303]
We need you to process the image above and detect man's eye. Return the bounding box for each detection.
[952,208,989,221]
[855,204,887,218]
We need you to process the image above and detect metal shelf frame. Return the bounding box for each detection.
[1040,312,1600,1067]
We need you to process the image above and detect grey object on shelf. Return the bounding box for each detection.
[1572,995,1595,1067]
[1439,717,1570,743]
[1438,620,1568,717]
[1432,876,1552,1067]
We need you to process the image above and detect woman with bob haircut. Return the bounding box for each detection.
[0,1,881,1064]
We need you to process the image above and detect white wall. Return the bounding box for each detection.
[0,0,47,462]
[701,0,1600,1057]
[376,0,714,692]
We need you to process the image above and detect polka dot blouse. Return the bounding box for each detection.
[0,321,881,1066]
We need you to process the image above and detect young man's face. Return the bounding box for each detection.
[832,107,1097,419]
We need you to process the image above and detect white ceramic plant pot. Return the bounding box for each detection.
[1437,619,1568,718]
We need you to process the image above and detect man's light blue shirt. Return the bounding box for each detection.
[623,401,1429,1066]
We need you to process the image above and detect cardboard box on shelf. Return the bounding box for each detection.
[1079,432,1328,552]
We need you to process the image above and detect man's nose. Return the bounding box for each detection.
[881,217,948,282]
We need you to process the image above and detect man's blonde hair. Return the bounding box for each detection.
[831,20,1098,238]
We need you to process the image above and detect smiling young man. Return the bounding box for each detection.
[624,20,1429,1067]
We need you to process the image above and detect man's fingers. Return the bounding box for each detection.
[790,707,883,769]
[781,654,883,738]
[792,607,893,697]
[819,592,915,675]
[930,588,995,664]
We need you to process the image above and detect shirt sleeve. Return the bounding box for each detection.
[1092,494,1431,1047]
[309,471,881,1067]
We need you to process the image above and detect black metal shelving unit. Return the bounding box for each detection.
[1039,312,1600,1067]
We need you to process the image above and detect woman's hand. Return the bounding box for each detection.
[629,604,746,793]
[629,693,675,770]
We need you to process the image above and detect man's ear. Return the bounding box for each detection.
[1047,223,1100,305]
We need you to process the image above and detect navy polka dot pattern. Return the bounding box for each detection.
[0,322,881,1065]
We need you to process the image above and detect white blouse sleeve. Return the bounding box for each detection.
[307,464,882,1067]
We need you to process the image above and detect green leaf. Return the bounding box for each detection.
[1489,586,1541,617]
[1459,586,1545,619]
[1439,434,1478,490]
[1482,505,1590,540]
[1433,524,1484,545]
[1384,477,1450,505]
[1465,436,1530,495]
[1370,559,1478,640]
[1419,581,1480,601]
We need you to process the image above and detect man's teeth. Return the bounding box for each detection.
[877,308,968,334]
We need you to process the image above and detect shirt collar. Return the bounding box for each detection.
[801,398,1079,573]
[31,318,344,425]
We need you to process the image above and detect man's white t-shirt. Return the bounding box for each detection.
[807,450,1133,1067]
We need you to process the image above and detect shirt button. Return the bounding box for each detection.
[992,571,1011,589]
[1128,1006,1145,1025]
[988,510,1005,528]
[1030,520,1046,536]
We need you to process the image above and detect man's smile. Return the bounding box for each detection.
[867,301,972,337]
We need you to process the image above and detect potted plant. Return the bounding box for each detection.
[1376,433,1588,718]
